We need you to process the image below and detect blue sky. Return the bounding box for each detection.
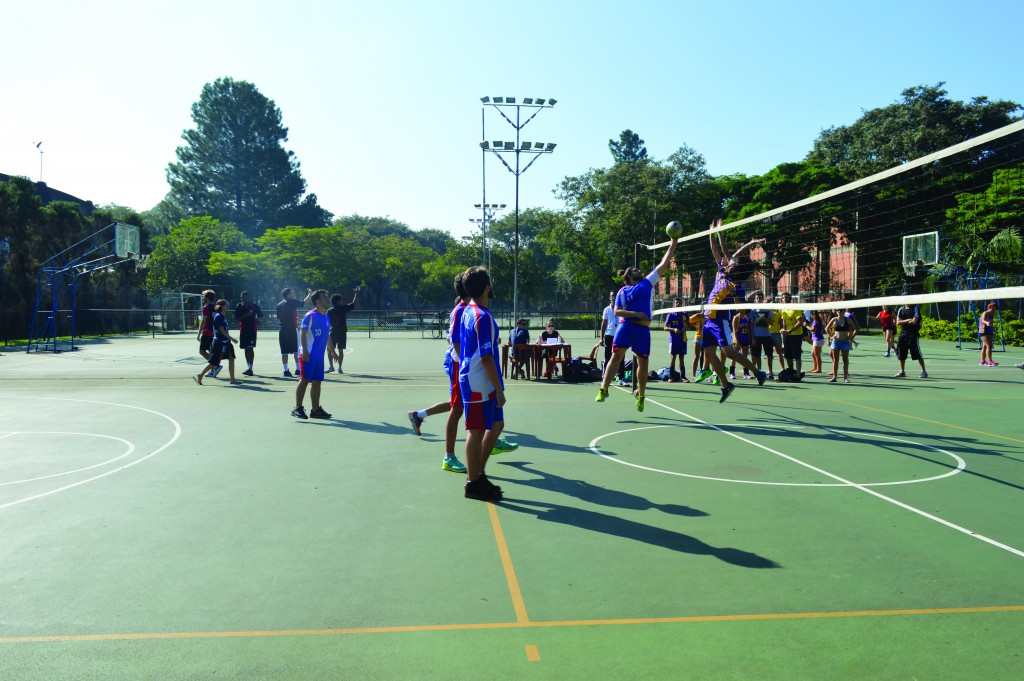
[2,0,1021,238]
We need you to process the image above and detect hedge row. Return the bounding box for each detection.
[919,310,1024,347]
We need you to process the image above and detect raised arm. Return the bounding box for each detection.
[729,237,765,263]
[654,236,678,277]
[708,220,724,265]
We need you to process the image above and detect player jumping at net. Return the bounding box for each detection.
[292,289,339,420]
[701,222,768,403]
[595,234,678,412]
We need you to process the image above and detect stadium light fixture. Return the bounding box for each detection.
[479,95,558,320]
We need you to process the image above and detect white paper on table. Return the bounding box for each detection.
[545,338,561,345]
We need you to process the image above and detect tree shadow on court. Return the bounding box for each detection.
[220,382,279,393]
[490,461,708,518]
[498,498,780,569]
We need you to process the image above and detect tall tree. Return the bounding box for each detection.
[609,129,648,164]
[166,77,331,237]
[145,216,254,293]
[808,83,1022,179]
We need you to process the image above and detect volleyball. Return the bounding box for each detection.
[665,221,684,238]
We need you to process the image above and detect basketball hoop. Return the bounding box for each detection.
[902,261,917,277]
[134,254,149,270]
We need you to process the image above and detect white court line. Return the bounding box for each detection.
[0,432,136,486]
[628,388,1024,559]
[0,397,181,512]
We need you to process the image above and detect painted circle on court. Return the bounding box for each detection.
[0,432,135,486]
[0,396,181,511]
[588,425,966,487]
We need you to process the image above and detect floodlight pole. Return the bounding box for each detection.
[479,97,557,322]
[469,203,506,270]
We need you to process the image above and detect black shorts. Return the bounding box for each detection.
[330,331,347,349]
[199,336,213,353]
[751,335,771,359]
[239,330,257,349]
[279,328,298,355]
[209,341,235,366]
[897,334,922,361]
[783,335,803,360]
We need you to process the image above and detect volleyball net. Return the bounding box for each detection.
[649,119,1024,322]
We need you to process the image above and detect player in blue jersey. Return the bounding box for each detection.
[459,266,506,502]
[702,223,768,403]
[595,235,677,412]
[291,290,340,420]
[193,299,242,386]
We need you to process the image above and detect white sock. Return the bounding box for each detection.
[445,452,455,458]
[247,364,253,371]
[416,410,428,419]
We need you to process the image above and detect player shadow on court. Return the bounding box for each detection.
[302,419,408,435]
[497,432,591,454]
[497,498,779,569]
[490,461,708,517]
[220,382,278,393]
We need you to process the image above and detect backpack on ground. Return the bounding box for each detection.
[777,367,801,383]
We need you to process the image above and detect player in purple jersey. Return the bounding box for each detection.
[702,222,768,403]
[291,290,339,420]
[595,235,677,412]
[459,266,506,502]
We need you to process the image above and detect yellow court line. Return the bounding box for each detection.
[525,644,541,661]
[487,502,530,624]
[832,399,1024,445]
[3,605,1022,644]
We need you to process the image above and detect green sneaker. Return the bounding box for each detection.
[442,455,467,473]
[595,387,609,402]
[492,437,519,454]
[711,374,722,386]
[695,369,713,383]
[636,394,645,412]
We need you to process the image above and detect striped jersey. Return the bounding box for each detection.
[458,303,503,403]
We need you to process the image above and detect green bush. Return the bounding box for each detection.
[546,314,599,331]
[919,310,1024,347]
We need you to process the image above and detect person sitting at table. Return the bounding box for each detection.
[536,318,566,379]
[509,318,531,379]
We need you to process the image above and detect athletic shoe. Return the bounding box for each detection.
[894,371,906,378]
[596,388,608,402]
[206,370,217,378]
[711,375,722,386]
[828,376,837,383]
[844,377,851,384]
[442,455,467,473]
[465,477,503,502]
[919,370,928,378]
[988,362,998,366]
[408,411,423,435]
[338,366,344,374]
[310,406,332,419]
[667,378,676,383]
[617,379,630,387]
[728,372,735,380]
[695,369,713,383]
[979,362,987,366]
[756,370,768,386]
[192,375,202,386]
[212,365,223,377]
[492,437,519,453]
[884,352,891,357]
[636,394,645,412]
[767,372,775,381]
[242,369,254,376]
[478,474,503,493]
[326,366,335,373]
[291,406,308,420]
[283,370,293,378]
[719,383,735,404]
[680,377,689,383]
[1016,363,1024,370]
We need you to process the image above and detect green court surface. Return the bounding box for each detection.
[1,332,1023,680]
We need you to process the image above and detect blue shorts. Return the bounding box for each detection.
[464,398,503,431]
[701,319,727,348]
[830,339,852,351]
[612,323,651,357]
[299,356,325,382]
[670,336,687,356]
